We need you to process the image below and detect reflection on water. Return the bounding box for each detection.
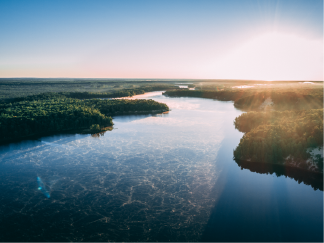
[0,92,322,242]
[91,130,110,138]
[0,94,228,241]
[235,159,323,191]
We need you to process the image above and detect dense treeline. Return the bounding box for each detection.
[234,92,323,110]
[163,89,323,111]
[3,85,177,103]
[86,99,169,115]
[6,90,145,103]
[233,109,323,172]
[0,93,169,144]
[63,90,146,99]
[60,84,175,99]
[0,79,179,100]
[0,98,112,143]
[163,90,243,100]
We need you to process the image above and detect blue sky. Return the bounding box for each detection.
[0,0,322,80]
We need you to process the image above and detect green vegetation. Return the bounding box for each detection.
[163,90,240,100]
[0,79,172,144]
[0,78,179,100]
[57,84,173,99]
[188,84,195,88]
[0,97,112,143]
[234,91,322,110]
[86,99,169,115]
[0,93,169,144]
[233,109,323,172]
[163,89,323,111]
[90,124,101,132]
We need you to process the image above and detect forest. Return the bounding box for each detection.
[0,79,180,100]
[0,92,169,144]
[163,90,240,100]
[163,89,323,111]
[233,109,323,172]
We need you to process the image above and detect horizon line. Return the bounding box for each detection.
[0,77,323,82]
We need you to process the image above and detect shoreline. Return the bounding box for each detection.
[235,158,323,174]
[0,110,168,146]
[235,159,323,191]
[0,127,111,146]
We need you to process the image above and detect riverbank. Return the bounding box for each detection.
[0,126,114,145]
[163,89,323,111]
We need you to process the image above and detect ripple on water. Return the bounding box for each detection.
[0,95,229,241]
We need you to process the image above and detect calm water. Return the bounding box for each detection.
[0,92,322,242]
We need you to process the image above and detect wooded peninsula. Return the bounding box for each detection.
[0,92,169,144]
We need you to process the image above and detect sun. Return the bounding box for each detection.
[211,32,323,81]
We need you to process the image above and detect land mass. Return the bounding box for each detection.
[0,92,169,144]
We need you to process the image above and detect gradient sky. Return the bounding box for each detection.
[0,0,322,80]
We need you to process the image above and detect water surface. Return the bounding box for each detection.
[0,92,322,241]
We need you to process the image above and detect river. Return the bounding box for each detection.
[0,92,322,241]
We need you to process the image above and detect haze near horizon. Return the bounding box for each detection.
[0,0,322,80]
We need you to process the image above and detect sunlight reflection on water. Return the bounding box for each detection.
[0,92,322,242]
[0,93,237,241]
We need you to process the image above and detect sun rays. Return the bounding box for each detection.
[210,32,323,81]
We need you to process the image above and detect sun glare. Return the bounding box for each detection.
[211,32,323,81]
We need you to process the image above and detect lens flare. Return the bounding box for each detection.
[37,177,50,198]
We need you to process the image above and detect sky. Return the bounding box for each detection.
[0,0,323,80]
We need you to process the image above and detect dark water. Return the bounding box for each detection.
[0,92,322,242]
